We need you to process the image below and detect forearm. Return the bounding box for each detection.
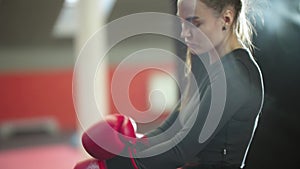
[145,103,180,138]
[143,110,180,146]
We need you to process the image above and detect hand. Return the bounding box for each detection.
[82,114,137,160]
[80,114,150,169]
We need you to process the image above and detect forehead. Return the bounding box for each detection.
[177,0,211,19]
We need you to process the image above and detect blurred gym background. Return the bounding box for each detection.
[0,0,299,168]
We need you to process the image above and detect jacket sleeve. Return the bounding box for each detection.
[142,103,181,147]
[144,103,180,138]
[135,72,250,169]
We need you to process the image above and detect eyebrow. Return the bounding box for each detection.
[185,16,200,22]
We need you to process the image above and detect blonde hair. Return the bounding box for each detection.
[180,0,257,109]
[200,0,255,52]
[184,0,255,75]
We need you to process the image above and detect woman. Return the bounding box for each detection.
[74,0,264,169]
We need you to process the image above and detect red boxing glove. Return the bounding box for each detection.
[74,159,108,169]
[82,114,137,160]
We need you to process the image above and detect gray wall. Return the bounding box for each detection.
[0,42,74,73]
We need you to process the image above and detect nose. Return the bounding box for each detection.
[180,23,191,39]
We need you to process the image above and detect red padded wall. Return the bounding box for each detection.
[0,70,76,131]
[0,64,174,131]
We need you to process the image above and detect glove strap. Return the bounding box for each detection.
[128,147,139,169]
[98,160,108,169]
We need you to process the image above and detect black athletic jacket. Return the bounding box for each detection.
[134,48,264,169]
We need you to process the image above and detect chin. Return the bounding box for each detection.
[189,48,207,56]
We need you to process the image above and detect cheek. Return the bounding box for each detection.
[188,23,223,54]
[209,22,224,44]
[192,27,214,48]
[202,26,223,47]
[189,29,214,54]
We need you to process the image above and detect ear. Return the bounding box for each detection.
[221,8,235,27]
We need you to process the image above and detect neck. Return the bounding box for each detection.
[209,33,243,64]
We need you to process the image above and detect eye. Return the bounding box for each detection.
[192,21,201,27]
[181,17,202,28]
[188,19,202,28]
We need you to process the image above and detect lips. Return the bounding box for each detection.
[185,40,194,45]
[185,42,197,49]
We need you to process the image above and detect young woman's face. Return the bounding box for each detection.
[178,0,225,55]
